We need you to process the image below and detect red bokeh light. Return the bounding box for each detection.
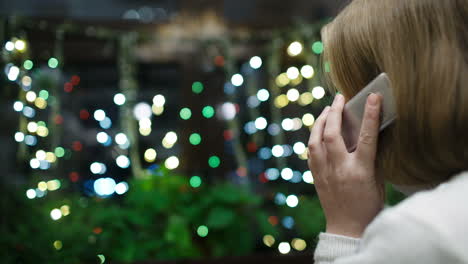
[71,75,80,86]
[268,216,279,226]
[79,109,90,120]
[69,172,79,182]
[247,142,257,153]
[64,82,73,93]
[223,130,233,141]
[72,141,83,152]
[54,115,64,125]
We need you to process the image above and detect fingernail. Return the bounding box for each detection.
[368,93,379,106]
[333,94,342,104]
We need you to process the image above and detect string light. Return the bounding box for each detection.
[254,117,268,130]
[24,60,33,70]
[274,95,289,108]
[26,189,36,199]
[7,65,19,81]
[144,148,157,162]
[272,145,284,158]
[152,94,166,107]
[300,65,315,79]
[116,155,131,168]
[48,57,59,69]
[286,89,300,102]
[90,162,107,174]
[281,168,293,180]
[312,41,324,54]
[202,105,215,118]
[249,56,262,69]
[220,102,236,120]
[275,73,290,87]
[263,235,275,247]
[94,178,116,196]
[208,156,220,168]
[256,89,270,102]
[278,242,291,254]
[165,156,179,170]
[303,171,314,184]
[192,82,204,94]
[286,67,300,80]
[15,39,26,51]
[14,132,25,142]
[4,41,14,51]
[197,225,209,237]
[25,91,36,102]
[291,238,307,251]
[189,176,202,188]
[231,74,244,87]
[133,102,152,121]
[302,113,315,126]
[293,142,306,155]
[115,182,129,195]
[286,195,299,207]
[312,86,326,99]
[287,41,303,57]
[113,93,126,105]
[179,108,192,120]
[189,133,202,145]
[50,208,62,220]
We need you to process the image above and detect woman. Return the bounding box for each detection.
[308,0,468,263]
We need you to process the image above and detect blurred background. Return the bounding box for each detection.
[1,0,402,263]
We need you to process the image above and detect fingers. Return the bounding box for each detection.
[307,106,331,168]
[356,93,382,163]
[323,94,347,162]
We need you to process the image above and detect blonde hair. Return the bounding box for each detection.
[322,0,468,185]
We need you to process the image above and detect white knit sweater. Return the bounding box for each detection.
[314,171,468,264]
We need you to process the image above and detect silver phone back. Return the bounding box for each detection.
[341,73,396,152]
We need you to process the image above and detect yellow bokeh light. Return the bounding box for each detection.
[15,39,26,51]
[291,238,307,251]
[298,92,314,106]
[60,205,70,216]
[144,148,157,162]
[139,127,151,136]
[275,73,290,87]
[34,97,47,109]
[53,240,63,250]
[263,235,275,247]
[152,105,164,115]
[162,138,174,149]
[299,151,308,160]
[274,95,289,108]
[37,126,49,137]
[22,76,32,86]
[38,181,47,191]
[47,180,61,191]
[45,152,57,163]
[302,113,315,127]
[287,41,303,57]
[290,75,303,86]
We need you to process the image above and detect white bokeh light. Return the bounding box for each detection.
[286,195,299,207]
[272,145,284,158]
[301,65,315,79]
[115,133,128,145]
[94,109,106,121]
[116,155,131,168]
[26,189,36,199]
[113,93,126,105]
[286,89,300,102]
[50,208,62,220]
[249,56,263,69]
[312,86,326,100]
[293,142,306,155]
[115,182,129,195]
[286,67,300,80]
[94,177,117,196]
[7,66,20,81]
[14,132,25,142]
[287,41,303,56]
[303,171,314,184]
[231,74,244,87]
[281,118,294,131]
[153,94,166,107]
[257,89,270,102]
[165,156,180,170]
[278,242,291,254]
[281,168,294,180]
[13,101,24,112]
[220,102,237,120]
[255,117,268,130]
[96,132,109,144]
[133,102,152,121]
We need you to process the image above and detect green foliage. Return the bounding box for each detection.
[1,167,279,263]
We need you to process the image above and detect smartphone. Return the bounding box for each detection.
[341,73,396,152]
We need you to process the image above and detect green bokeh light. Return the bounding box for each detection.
[48,57,59,69]
[324,62,331,73]
[24,60,34,70]
[39,90,49,100]
[180,108,192,120]
[55,147,65,158]
[197,225,209,237]
[312,41,324,54]
[208,156,220,168]
[189,133,202,145]
[189,176,202,188]
[37,121,46,127]
[202,106,215,119]
[192,82,204,94]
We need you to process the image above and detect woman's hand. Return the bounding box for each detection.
[307,93,385,238]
